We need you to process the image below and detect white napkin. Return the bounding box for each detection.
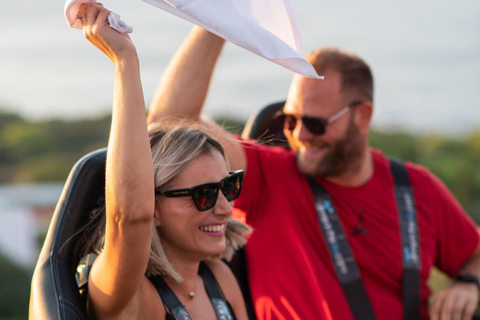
[142,0,321,78]
[64,0,133,34]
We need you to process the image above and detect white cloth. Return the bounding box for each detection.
[142,0,321,78]
[64,0,133,34]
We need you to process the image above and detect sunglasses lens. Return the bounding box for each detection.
[192,185,219,211]
[283,115,326,135]
[302,117,326,135]
[284,115,297,131]
[221,173,243,201]
[189,172,244,211]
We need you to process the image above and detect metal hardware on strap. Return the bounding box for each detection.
[199,263,236,320]
[307,177,377,320]
[149,275,192,320]
[389,157,421,320]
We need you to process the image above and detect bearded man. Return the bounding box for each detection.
[147,27,480,320]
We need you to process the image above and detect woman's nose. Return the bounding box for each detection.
[212,191,233,216]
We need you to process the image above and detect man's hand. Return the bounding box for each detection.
[431,281,479,320]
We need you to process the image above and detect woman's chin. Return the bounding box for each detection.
[200,241,226,258]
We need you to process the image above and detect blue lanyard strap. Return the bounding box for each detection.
[307,158,420,320]
[307,177,377,320]
[390,157,421,320]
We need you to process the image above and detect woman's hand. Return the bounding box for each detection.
[77,3,136,63]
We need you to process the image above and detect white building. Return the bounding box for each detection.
[0,183,63,269]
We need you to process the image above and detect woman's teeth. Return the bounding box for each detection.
[199,224,224,232]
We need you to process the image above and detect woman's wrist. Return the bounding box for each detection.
[113,51,140,69]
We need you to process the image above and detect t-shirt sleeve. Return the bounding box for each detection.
[409,164,480,277]
[233,139,294,224]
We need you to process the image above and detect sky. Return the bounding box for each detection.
[0,0,479,135]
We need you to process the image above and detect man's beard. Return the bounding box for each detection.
[295,121,366,178]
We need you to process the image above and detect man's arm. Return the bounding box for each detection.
[146,26,247,171]
[431,240,480,320]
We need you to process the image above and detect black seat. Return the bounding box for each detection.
[29,102,287,320]
[29,148,106,320]
[241,101,288,149]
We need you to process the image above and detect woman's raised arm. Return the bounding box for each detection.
[77,3,154,317]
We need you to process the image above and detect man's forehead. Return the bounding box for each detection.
[285,73,342,114]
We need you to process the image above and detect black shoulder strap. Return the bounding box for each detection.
[307,158,420,320]
[307,177,377,320]
[389,157,421,320]
[148,264,236,320]
[148,275,192,320]
[199,262,237,320]
[198,262,223,299]
[307,157,421,320]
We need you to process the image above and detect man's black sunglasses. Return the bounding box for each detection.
[155,170,244,212]
[276,101,364,135]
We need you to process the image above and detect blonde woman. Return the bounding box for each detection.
[76,3,250,319]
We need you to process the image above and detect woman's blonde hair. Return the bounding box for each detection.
[81,119,251,282]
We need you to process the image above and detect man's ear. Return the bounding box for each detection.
[355,102,373,133]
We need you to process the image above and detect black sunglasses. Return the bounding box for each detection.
[155,170,244,212]
[276,101,363,135]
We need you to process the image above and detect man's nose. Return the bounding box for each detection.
[295,120,316,142]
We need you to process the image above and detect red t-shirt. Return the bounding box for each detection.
[233,142,479,320]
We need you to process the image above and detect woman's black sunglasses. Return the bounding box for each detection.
[276,101,363,135]
[156,170,244,212]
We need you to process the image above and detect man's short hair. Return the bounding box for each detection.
[306,47,374,103]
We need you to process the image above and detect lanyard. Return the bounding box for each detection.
[307,158,420,320]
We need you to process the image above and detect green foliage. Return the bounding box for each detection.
[369,128,480,223]
[0,110,479,223]
[0,254,30,320]
[0,111,110,183]
[215,118,245,135]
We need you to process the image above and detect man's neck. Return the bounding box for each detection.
[324,149,373,187]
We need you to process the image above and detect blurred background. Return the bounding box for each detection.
[0,0,479,319]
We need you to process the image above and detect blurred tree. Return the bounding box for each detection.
[370,129,480,223]
[215,118,245,135]
[0,113,110,183]
[0,121,53,162]
[0,111,478,222]
[0,254,30,320]
[370,130,420,162]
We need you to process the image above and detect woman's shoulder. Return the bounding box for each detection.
[203,259,237,287]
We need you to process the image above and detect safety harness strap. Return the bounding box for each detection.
[198,262,237,320]
[307,158,420,320]
[308,177,377,320]
[149,274,192,320]
[390,157,421,320]
[149,262,236,320]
